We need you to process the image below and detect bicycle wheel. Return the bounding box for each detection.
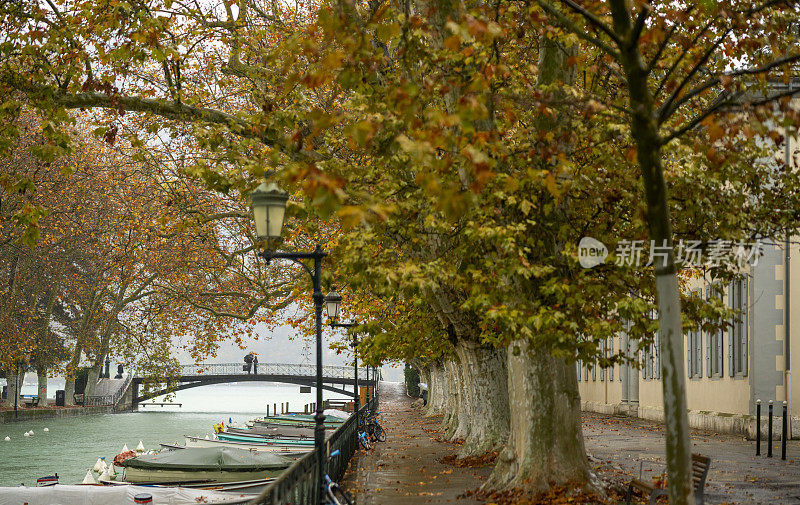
[375,425,386,442]
[331,487,354,505]
[359,434,372,450]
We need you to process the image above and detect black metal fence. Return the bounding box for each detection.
[249,396,377,505]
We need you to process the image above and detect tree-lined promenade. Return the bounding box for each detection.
[2,1,800,504]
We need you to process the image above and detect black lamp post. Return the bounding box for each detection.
[323,289,360,415]
[250,181,328,504]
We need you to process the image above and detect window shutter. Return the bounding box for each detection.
[696,330,703,378]
[729,284,735,376]
[742,277,749,375]
[577,360,581,381]
[592,363,596,381]
[706,329,711,377]
[688,333,693,377]
[610,338,615,381]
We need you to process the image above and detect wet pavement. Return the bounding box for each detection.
[582,411,800,504]
[344,382,800,504]
[343,381,491,504]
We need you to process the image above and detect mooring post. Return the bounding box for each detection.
[782,401,788,461]
[756,399,761,456]
[266,404,270,416]
[768,400,774,458]
[274,403,277,415]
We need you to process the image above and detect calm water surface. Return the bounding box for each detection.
[0,383,351,486]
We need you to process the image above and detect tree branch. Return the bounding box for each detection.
[6,78,323,162]
[557,0,622,46]
[660,85,800,145]
[657,28,732,124]
[532,1,620,59]
[659,53,800,124]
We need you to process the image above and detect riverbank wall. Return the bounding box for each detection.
[0,405,125,424]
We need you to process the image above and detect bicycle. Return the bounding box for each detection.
[358,430,372,450]
[363,411,386,443]
[323,450,353,505]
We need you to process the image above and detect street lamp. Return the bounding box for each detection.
[250,181,327,504]
[323,289,360,415]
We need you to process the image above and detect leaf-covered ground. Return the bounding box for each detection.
[343,382,800,505]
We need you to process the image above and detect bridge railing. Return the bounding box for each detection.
[248,396,377,505]
[173,362,370,380]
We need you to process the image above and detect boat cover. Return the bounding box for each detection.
[0,484,253,505]
[120,448,292,471]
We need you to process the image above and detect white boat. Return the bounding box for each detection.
[184,435,309,454]
[0,484,252,505]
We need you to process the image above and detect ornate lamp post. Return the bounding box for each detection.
[323,289,360,414]
[250,181,328,504]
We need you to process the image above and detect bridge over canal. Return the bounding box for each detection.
[125,363,374,408]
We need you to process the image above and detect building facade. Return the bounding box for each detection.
[578,134,798,437]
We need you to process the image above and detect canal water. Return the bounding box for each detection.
[0,382,352,486]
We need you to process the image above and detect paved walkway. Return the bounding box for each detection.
[345,383,800,505]
[583,411,800,505]
[344,381,491,504]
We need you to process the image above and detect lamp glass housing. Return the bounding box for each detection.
[325,290,342,321]
[250,182,290,239]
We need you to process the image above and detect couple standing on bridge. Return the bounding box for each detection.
[243,353,259,374]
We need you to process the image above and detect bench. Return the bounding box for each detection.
[73,393,85,406]
[22,395,40,407]
[625,453,710,505]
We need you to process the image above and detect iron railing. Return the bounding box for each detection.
[167,363,370,380]
[249,397,377,505]
[84,373,133,407]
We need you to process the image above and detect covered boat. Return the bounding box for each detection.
[0,484,252,505]
[253,414,344,429]
[185,436,309,454]
[119,447,292,484]
[215,431,315,446]
[227,425,315,439]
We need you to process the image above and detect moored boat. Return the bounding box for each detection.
[215,431,316,446]
[185,435,310,454]
[118,447,292,484]
[0,484,252,504]
[226,425,315,439]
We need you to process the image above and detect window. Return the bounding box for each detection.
[687,290,703,378]
[706,285,724,377]
[643,311,658,380]
[729,278,749,376]
[584,361,589,382]
[577,360,581,382]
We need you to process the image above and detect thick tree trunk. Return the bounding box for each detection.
[37,366,47,403]
[6,369,21,408]
[424,361,446,416]
[84,364,101,397]
[450,353,472,442]
[456,341,509,457]
[486,338,591,492]
[64,341,83,406]
[442,360,461,438]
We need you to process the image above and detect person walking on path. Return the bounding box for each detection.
[253,355,258,375]
[418,382,428,406]
[244,353,254,374]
